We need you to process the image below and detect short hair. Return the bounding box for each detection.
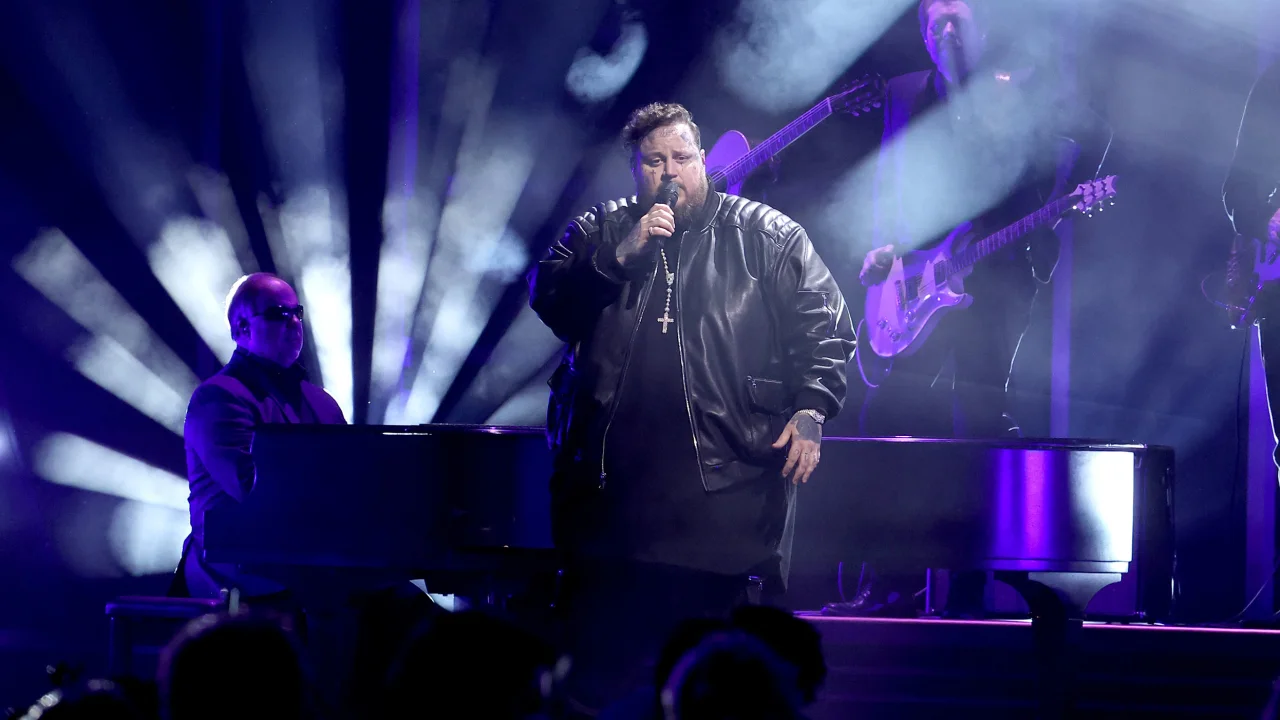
[662,631,803,720]
[730,605,827,705]
[918,0,978,37]
[621,102,702,161]
[225,272,283,335]
[159,612,310,720]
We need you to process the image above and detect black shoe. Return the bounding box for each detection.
[821,583,917,618]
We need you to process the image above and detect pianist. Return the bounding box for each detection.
[528,102,856,708]
[176,273,347,601]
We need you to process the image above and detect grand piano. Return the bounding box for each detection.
[203,425,1174,716]
[203,424,1174,620]
[203,424,558,602]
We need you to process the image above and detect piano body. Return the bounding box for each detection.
[203,424,557,601]
[791,436,1175,622]
[203,425,1174,622]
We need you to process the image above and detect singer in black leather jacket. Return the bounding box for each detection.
[532,190,855,496]
[528,102,854,712]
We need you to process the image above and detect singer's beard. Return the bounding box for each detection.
[673,176,710,227]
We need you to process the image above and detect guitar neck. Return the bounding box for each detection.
[951,194,1077,273]
[710,100,834,188]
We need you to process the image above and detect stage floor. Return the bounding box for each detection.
[799,613,1280,719]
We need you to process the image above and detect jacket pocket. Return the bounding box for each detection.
[745,375,791,415]
[745,376,792,461]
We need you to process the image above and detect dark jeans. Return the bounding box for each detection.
[556,558,756,713]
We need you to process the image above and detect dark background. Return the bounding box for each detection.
[0,0,1265,706]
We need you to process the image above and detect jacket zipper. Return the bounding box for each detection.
[672,230,708,491]
[598,255,660,488]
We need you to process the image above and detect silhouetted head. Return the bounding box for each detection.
[384,610,555,718]
[158,612,310,720]
[730,605,827,705]
[660,631,803,720]
[654,617,731,688]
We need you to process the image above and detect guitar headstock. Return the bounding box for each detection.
[1071,175,1118,217]
[829,74,886,117]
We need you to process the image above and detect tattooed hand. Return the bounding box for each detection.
[772,410,823,485]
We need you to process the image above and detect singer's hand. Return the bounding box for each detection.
[615,203,675,268]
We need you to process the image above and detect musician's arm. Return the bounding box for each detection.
[773,225,857,419]
[1224,65,1280,241]
[1030,135,1082,283]
[528,213,627,343]
[185,384,257,503]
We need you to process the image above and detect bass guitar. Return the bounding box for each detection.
[704,75,884,195]
[863,175,1119,359]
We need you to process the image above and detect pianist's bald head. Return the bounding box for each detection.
[225,273,305,367]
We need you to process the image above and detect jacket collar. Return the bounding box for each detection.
[228,346,309,386]
[691,187,722,233]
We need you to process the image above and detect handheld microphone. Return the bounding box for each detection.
[655,179,679,209]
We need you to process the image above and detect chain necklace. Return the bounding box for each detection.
[657,248,675,334]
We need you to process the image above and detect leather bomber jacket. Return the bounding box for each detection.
[528,191,857,494]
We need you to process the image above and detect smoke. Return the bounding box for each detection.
[713,0,913,112]
[566,20,648,104]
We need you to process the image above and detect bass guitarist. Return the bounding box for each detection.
[1223,58,1280,473]
[838,0,1080,618]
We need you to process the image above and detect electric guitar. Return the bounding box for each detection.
[1207,218,1280,330]
[863,175,1119,359]
[704,75,885,196]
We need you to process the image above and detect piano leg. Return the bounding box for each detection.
[996,571,1121,720]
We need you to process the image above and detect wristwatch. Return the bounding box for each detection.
[797,408,825,425]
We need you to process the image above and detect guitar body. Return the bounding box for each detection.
[859,174,1118,361]
[863,227,975,358]
[705,130,751,196]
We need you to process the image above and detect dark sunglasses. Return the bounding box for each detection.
[254,304,305,322]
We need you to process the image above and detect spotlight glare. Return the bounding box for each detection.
[148,216,247,363]
[108,500,190,577]
[277,186,355,421]
[33,433,188,510]
[372,193,437,408]
[13,229,200,431]
[391,118,536,422]
[70,335,191,435]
